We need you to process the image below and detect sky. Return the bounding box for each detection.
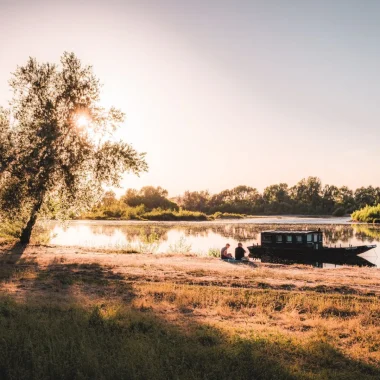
[1,0,380,197]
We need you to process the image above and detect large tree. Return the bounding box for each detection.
[0,53,147,243]
[209,186,262,214]
[321,184,340,213]
[289,177,322,213]
[122,186,178,211]
[177,190,210,212]
[263,183,290,204]
[354,186,377,209]
[262,183,291,214]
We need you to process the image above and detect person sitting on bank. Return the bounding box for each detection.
[221,243,233,260]
[235,242,246,261]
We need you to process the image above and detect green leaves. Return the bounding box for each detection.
[0,52,148,242]
[94,141,148,186]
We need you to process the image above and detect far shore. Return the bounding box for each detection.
[70,214,353,222]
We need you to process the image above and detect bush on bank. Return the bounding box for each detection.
[141,208,208,221]
[210,212,246,220]
[81,206,209,221]
[351,204,380,223]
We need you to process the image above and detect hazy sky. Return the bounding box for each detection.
[1,0,380,196]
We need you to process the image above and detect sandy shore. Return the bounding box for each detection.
[1,243,380,297]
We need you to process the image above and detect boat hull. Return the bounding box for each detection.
[247,244,376,264]
[254,254,375,267]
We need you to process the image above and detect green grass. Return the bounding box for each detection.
[0,220,22,242]
[141,208,208,221]
[81,204,146,220]
[210,212,246,219]
[81,206,209,221]
[0,297,378,380]
[352,204,380,223]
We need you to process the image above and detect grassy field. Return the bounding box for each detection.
[0,244,379,379]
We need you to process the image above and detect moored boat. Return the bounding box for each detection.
[247,229,376,264]
[257,253,376,267]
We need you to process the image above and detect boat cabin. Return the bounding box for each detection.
[261,230,323,249]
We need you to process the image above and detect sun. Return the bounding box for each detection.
[76,115,90,128]
[74,113,98,140]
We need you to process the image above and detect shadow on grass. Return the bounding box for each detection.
[36,261,135,303]
[0,242,28,264]
[0,243,38,284]
[0,248,135,304]
[0,295,378,380]
[0,246,379,379]
[221,258,258,268]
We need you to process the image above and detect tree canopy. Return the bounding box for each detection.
[89,177,380,220]
[0,52,147,243]
[122,186,178,211]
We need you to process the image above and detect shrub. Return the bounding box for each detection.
[81,204,146,220]
[141,208,208,221]
[208,248,221,258]
[211,212,245,220]
[351,204,380,223]
[167,236,192,253]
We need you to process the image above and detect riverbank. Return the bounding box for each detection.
[81,210,249,221]
[0,244,379,379]
[80,206,348,222]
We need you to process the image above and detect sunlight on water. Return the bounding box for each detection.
[47,217,380,267]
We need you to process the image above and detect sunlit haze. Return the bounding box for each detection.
[1,0,380,197]
[76,115,90,129]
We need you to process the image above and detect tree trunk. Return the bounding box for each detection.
[19,198,44,244]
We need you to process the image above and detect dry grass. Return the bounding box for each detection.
[0,244,379,379]
[132,282,380,362]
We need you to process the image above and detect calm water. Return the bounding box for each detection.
[47,217,380,267]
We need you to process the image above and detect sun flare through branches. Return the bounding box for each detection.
[76,114,90,128]
[73,113,94,139]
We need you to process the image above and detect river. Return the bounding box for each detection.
[45,217,380,267]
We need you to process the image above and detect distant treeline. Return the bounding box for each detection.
[84,177,380,220]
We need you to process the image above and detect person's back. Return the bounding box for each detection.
[235,243,246,260]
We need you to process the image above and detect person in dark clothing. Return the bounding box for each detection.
[235,243,246,261]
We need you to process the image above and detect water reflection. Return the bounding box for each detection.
[353,225,380,243]
[181,224,259,241]
[321,227,354,244]
[258,253,376,268]
[82,224,169,241]
[48,220,380,267]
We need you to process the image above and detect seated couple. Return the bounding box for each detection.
[221,243,246,261]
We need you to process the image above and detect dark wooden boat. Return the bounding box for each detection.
[247,230,376,264]
[257,253,376,267]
